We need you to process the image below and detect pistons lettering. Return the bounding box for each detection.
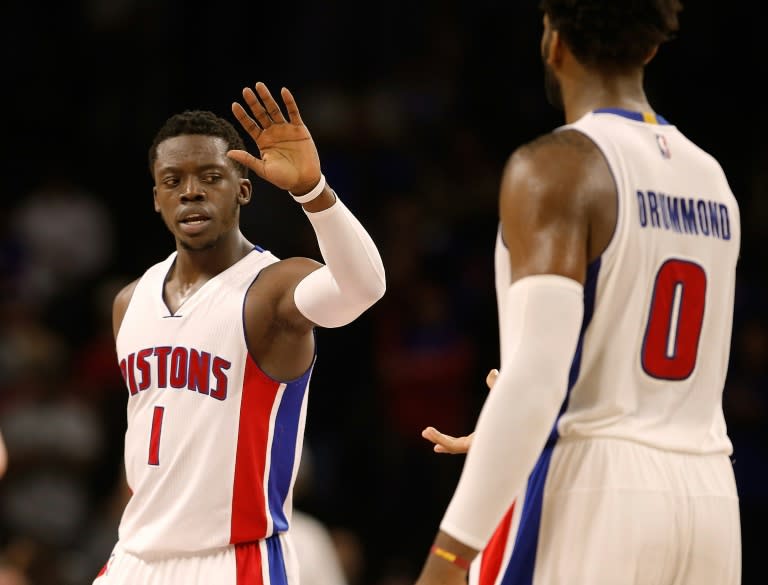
[119,346,231,400]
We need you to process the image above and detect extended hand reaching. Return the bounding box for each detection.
[421,368,499,454]
[227,81,322,195]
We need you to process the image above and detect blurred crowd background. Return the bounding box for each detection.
[1,1,764,584]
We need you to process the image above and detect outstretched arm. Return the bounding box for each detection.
[229,82,385,330]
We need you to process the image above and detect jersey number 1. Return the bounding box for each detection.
[641,259,706,381]
[148,406,164,466]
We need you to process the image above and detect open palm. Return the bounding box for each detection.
[228,82,321,193]
[421,368,499,454]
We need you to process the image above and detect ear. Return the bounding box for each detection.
[546,29,564,68]
[238,178,252,205]
[153,187,160,213]
[643,45,659,64]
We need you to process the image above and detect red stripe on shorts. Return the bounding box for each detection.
[236,541,264,585]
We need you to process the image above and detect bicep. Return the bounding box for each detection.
[499,140,591,286]
[247,258,323,334]
[242,259,321,379]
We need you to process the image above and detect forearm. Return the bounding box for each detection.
[440,275,583,548]
[294,187,386,328]
[417,531,480,581]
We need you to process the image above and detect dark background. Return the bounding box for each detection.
[1,1,765,584]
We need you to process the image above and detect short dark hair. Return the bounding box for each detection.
[540,0,683,71]
[148,110,249,178]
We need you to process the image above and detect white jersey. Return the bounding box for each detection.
[115,246,313,558]
[495,107,740,456]
[477,108,742,585]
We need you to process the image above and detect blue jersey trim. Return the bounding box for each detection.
[543,257,601,448]
[268,368,313,533]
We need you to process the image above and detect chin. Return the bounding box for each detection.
[179,237,219,252]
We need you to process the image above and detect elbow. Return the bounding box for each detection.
[295,264,386,328]
[366,273,387,305]
[327,281,386,328]
[348,276,386,317]
[351,268,386,308]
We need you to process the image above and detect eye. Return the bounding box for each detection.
[204,174,223,183]
[161,177,180,188]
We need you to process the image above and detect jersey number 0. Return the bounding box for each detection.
[641,259,707,381]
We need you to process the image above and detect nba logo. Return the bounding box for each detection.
[656,134,671,159]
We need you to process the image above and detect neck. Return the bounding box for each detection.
[173,230,253,284]
[562,69,651,124]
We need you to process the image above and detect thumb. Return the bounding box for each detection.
[486,368,500,390]
[227,150,265,179]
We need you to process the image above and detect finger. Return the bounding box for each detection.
[422,427,463,454]
[280,87,304,126]
[421,426,448,444]
[227,149,265,179]
[486,368,499,389]
[422,427,452,449]
[254,81,287,124]
[242,86,272,129]
[438,437,467,455]
[231,102,264,141]
[421,427,437,442]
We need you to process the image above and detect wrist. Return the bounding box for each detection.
[429,544,471,571]
[290,174,326,204]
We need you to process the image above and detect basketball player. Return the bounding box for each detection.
[414,1,742,584]
[93,81,386,584]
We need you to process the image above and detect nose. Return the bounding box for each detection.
[180,178,206,202]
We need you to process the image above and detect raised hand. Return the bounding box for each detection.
[421,369,499,454]
[227,82,322,195]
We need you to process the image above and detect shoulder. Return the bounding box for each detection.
[501,129,610,214]
[251,256,323,293]
[114,278,140,310]
[112,277,141,339]
[504,129,603,186]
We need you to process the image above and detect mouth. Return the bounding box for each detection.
[178,213,212,235]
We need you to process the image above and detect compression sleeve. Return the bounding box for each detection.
[294,195,386,328]
[439,274,584,549]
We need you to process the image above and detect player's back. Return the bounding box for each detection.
[557,108,740,454]
[483,108,742,585]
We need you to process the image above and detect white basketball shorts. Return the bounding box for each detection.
[469,437,741,585]
[92,532,298,585]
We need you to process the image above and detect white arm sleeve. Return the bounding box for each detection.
[294,195,386,328]
[439,274,584,549]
